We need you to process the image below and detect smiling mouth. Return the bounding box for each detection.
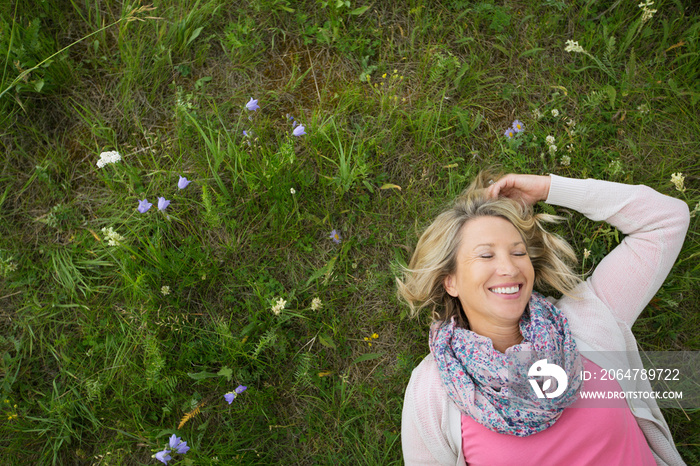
[489,284,522,295]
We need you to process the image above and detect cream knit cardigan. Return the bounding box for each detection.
[401,175,690,466]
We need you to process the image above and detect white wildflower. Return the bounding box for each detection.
[161,286,171,295]
[175,93,194,110]
[551,109,560,118]
[290,188,296,195]
[690,201,699,218]
[310,297,322,311]
[583,248,591,259]
[637,104,650,114]
[532,108,543,120]
[638,1,657,23]
[641,9,656,22]
[101,227,124,246]
[670,173,686,192]
[0,257,18,277]
[96,151,122,168]
[560,155,571,166]
[566,144,574,153]
[566,118,576,127]
[549,144,558,155]
[608,160,624,176]
[271,297,286,315]
[545,135,556,145]
[564,40,585,54]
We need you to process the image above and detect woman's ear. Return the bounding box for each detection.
[444,274,458,297]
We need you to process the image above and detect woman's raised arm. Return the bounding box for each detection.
[544,175,690,326]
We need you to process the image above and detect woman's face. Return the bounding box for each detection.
[444,216,535,330]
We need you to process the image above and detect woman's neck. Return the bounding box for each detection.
[491,332,524,353]
[469,322,523,353]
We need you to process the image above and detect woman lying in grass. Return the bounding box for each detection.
[398,172,689,465]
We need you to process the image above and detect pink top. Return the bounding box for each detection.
[461,357,656,466]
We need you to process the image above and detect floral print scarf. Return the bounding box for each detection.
[429,292,583,437]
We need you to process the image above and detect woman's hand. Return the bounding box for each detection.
[486,174,551,206]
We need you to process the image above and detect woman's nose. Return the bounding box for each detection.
[496,257,518,276]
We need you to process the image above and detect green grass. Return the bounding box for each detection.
[1,0,698,464]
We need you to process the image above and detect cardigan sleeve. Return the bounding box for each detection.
[402,355,462,465]
[545,175,690,327]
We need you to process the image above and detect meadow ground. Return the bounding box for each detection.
[0,0,698,464]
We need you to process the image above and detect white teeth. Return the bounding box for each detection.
[491,286,519,294]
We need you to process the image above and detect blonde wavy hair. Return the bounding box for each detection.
[396,171,581,326]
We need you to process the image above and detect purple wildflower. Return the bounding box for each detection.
[292,125,306,137]
[329,229,341,244]
[512,120,524,133]
[137,199,152,213]
[168,435,181,450]
[168,434,190,455]
[243,130,248,137]
[158,197,171,211]
[504,128,515,139]
[155,449,171,464]
[177,176,191,190]
[224,385,248,404]
[175,442,190,455]
[246,98,260,111]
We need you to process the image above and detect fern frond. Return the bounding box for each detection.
[252,329,277,359]
[201,184,221,228]
[27,19,41,54]
[605,35,617,61]
[178,400,207,430]
[294,353,313,388]
[153,375,177,396]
